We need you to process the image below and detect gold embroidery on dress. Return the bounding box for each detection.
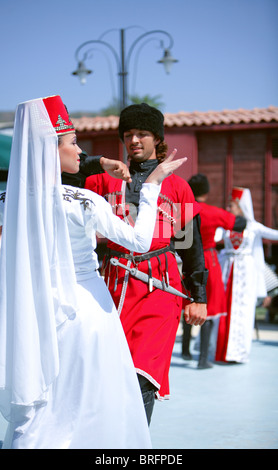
[63,187,94,211]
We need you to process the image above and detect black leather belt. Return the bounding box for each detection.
[107,245,171,264]
[105,245,175,295]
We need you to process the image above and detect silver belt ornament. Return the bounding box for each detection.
[110,258,194,302]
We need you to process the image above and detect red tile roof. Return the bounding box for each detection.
[73,115,119,132]
[72,106,278,132]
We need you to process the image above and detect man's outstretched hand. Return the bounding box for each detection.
[100,157,132,183]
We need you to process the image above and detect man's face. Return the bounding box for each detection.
[123,129,160,162]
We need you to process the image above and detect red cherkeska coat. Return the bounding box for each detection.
[85,173,199,398]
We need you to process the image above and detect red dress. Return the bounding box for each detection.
[85,173,199,398]
[198,202,235,318]
[215,231,244,362]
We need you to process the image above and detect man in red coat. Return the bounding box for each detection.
[182,174,246,368]
[85,104,208,424]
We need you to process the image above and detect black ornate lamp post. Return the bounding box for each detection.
[72,28,178,111]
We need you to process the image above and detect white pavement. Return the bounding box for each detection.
[1,321,278,450]
[150,321,278,449]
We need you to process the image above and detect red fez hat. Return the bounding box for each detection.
[43,95,75,135]
[231,187,244,202]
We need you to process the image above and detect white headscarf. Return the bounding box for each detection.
[0,97,78,421]
[235,187,254,222]
[232,187,267,298]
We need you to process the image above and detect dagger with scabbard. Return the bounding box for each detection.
[110,258,194,302]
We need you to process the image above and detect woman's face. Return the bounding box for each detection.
[58,132,82,174]
[227,200,243,217]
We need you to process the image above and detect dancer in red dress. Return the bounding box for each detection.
[182,174,246,368]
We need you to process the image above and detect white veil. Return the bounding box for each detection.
[237,187,254,222]
[0,98,78,421]
[236,187,267,298]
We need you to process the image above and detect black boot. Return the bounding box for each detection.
[182,318,192,360]
[137,374,156,425]
[198,320,213,369]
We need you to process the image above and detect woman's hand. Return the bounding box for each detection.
[145,149,187,185]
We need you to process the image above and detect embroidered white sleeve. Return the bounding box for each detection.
[91,183,160,253]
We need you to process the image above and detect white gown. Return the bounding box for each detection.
[218,220,278,363]
[0,184,158,449]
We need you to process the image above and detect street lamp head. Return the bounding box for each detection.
[72,61,92,85]
[157,48,178,74]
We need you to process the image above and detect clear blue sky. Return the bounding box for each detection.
[1,0,277,114]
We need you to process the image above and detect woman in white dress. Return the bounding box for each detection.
[215,187,278,364]
[0,95,186,449]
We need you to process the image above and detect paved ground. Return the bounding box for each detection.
[150,320,278,449]
[1,319,277,450]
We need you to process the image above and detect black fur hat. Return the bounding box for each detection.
[188,173,210,197]
[119,103,164,141]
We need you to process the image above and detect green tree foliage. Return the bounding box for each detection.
[99,94,165,116]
